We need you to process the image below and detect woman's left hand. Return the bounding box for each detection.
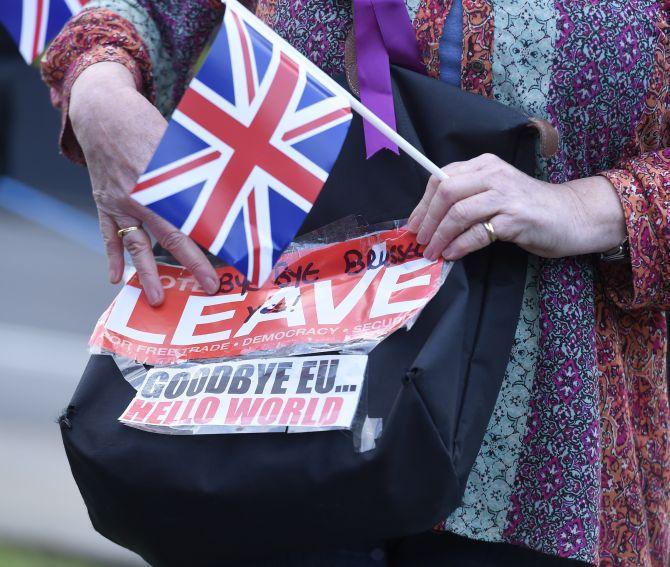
[406,153,627,261]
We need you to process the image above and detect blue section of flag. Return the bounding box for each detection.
[45,0,72,46]
[0,0,79,63]
[146,182,205,230]
[0,2,23,47]
[218,209,248,274]
[291,119,350,172]
[296,73,336,111]
[197,23,236,105]
[268,188,305,264]
[145,121,210,172]
[245,21,272,85]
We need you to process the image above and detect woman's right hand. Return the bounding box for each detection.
[69,61,220,306]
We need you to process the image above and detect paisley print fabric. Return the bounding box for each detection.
[85,0,176,114]
[442,257,541,541]
[460,0,494,98]
[413,0,454,77]
[270,0,350,76]
[490,0,557,120]
[595,283,670,566]
[256,0,279,28]
[42,1,670,565]
[547,1,661,181]
[131,0,225,113]
[503,256,600,562]
[602,153,670,311]
[629,17,670,156]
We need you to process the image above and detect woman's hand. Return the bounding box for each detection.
[406,153,627,261]
[70,62,220,306]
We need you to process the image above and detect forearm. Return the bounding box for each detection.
[41,1,222,164]
[70,62,137,122]
[41,6,154,164]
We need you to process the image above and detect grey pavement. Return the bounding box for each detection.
[0,47,146,565]
[0,209,146,566]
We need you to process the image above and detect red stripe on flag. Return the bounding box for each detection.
[281,108,352,142]
[189,148,255,248]
[132,150,221,193]
[232,12,256,104]
[32,0,45,61]
[185,54,324,248]
[247,191,261,284]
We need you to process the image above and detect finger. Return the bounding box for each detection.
[407,155,499,232]
[441,219,500,261]
[423,191,501,260]
[407,160,480,231]
[117,216,164,306]
[143,212,220,294]
[416,170,496,247]
[406,173,441,232]
[99,212,124,283]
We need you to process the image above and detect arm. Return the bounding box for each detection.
[41,0,224,163]
[41,1,226,304]
[406,149,670,312]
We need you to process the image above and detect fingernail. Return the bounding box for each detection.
[423,245,436,261]
[416,229,429,246]
[205,276,220,294]
[147,286,162,306]
[406,214,419,232]
[109,267,119,283]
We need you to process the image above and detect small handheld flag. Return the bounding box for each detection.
[131,1,353,286]
[0,0,87,63]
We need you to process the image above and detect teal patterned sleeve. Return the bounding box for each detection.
[82,0,179,115]
[78,0,226,115]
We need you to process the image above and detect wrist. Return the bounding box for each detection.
[561,176,627,255]
[70,61,138,128]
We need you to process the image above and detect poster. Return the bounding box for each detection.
[91,228,449,365]
[120,354,368,433]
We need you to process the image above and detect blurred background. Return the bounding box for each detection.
[0,26,144,566]
[0,13,668,567]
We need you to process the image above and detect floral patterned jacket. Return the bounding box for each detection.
[42,1,670,565]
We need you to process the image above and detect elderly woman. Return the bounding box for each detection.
[42,1,669,565]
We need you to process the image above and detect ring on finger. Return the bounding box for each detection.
[482,221,497,243]
[117,225,142,238]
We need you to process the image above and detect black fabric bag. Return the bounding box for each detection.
[60,67,537,566]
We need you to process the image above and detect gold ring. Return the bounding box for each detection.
[482,221,497,243]
[117,226,141,238]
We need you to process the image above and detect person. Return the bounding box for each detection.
[41,1,669,565]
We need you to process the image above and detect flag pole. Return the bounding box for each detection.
[221,0,449,183]
[346,96,448,181]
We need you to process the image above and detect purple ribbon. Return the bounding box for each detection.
[353,0,424,157]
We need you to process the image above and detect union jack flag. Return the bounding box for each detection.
[0,0,87,63]
[131,2,352,286]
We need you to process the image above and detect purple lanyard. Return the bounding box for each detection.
[353,0,425,157]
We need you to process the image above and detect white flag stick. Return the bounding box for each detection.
[346,96,447,180]
[222,0,449,182]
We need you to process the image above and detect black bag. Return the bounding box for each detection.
[60,67,536,566]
